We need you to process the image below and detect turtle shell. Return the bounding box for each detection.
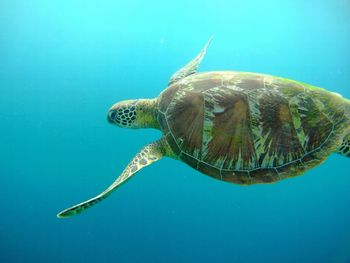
[157,72,348,185]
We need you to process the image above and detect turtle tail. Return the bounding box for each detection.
[337,133,350,158]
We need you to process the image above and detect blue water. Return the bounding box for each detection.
[1,1,350,262]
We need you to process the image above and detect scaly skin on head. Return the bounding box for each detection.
[107,98,160,129]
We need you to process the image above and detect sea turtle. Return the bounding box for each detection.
[57,39,350,218]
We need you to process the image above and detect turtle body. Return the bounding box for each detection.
[158,71,349,185]
[58,39,350,218]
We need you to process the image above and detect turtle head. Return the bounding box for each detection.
[107,98,159,129]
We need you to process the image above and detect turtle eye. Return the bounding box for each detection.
[108,110,120,124]
[110,111,117,120]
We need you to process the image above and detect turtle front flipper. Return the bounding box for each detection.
[168,37,213,85]
[57,138,166,218]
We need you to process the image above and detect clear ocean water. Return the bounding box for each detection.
[1,1,350,262]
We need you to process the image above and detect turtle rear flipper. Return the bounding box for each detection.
[337,134,350,158]
[57,138,166,218]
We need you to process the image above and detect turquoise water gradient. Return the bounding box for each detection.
[1,1,350,262]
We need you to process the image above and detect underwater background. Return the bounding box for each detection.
[1,0,350,262]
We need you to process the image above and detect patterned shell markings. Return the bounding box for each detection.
[158,72,345,185]
[257,90,305,167]
[201,86,258,171]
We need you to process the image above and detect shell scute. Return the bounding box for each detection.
[167,90,204,159]
[250,168,279,184]
[158,82,182,113]
[277,160,306,180]
[221,170,251,185]
[202,88,258,170]
[179,152,198,169]
[258,91,305,167]
[197,162,221,180]
[165,132,181,156]
[157,113,169,134]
